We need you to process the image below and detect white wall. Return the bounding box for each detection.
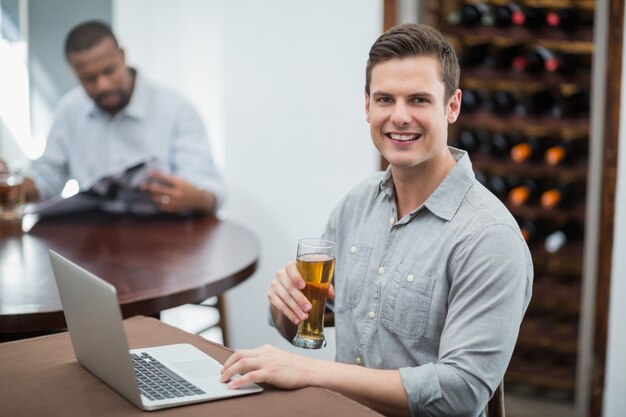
[114,0,382,360]
[603,22,626,417]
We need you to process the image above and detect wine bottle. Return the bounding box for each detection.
[511,6,546,29]
[544,51,591,75]
[545,221,584,253]
[452,129,486,152]
[484,131,521,156]
[512,45,557,73]
[518,218,553,243]
[540,181,586,209]
[459,43,491,68]
[545,7,594,32]
[484,90,517,115]
[510,136,557,163]
[508,179,541,206]
[484,44,525,69]
[515,90,556,117]
[488,173,519,200]
[481,3,520,27]
[447,2,490,26]
[544,137,589,166]
[551,90,590,119]
[461,88,485,112]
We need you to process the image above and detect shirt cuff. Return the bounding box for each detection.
[399,363,442,416]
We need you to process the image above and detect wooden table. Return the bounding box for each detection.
[0,212,258,340]
[0,316,382,417]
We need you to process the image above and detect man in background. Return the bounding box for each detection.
[2,20,223,214]
[220,23,532,417]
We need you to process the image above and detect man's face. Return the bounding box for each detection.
[67,37,132,114]
[365,56,460,173]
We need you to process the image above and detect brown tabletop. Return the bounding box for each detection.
[0,211,258,337]
[0,316,382,417]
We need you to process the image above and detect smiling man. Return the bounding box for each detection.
[18,21,223,214]
[221,24,533,417]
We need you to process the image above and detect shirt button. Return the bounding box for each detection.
[350,245,357,253]
[378,267,384,274]
[355,357,362,365]
[368,311,376,319]
[389,217,394,225]
[407,274,414,282]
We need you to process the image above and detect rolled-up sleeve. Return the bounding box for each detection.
[400,224,532,417]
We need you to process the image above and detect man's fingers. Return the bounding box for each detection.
[270,278,309,321]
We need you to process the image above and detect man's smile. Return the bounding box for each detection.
[385,132,422,142]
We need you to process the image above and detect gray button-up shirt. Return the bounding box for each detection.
[325,148,533,417]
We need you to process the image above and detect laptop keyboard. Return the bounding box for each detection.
[131,352,206,401]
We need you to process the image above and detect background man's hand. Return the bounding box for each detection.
[142,170,217,213]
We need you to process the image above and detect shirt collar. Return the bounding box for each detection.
[378,147,476,222]
[87,68,148,120]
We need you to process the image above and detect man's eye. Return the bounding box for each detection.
[412,97,428,104]
[377,97,392,103]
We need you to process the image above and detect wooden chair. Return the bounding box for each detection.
[324,312,505,417]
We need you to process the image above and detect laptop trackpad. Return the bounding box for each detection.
[173,360,221,378]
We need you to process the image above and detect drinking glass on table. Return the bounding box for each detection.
[0,169,25,221]
[292,238,336,349]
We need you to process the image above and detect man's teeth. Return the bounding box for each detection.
[389,133,420,141]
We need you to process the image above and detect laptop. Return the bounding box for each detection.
[49,250,262,411]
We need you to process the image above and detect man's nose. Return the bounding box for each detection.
[390,101,411,126]
[94,75,113,93]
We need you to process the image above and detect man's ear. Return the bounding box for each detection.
[365,92,371,124]
[447,89,462,124]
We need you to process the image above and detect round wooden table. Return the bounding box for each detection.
[0,212,258,340]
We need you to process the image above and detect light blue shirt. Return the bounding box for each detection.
[28,71,224,208]
[324,148,533,417]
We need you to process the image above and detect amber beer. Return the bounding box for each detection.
[292,239,335,349]
[0,172,25,221]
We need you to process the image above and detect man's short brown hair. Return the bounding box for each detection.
[365,23,460,102]
[65,20,118,56]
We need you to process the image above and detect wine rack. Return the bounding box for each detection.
[424,0,596,405]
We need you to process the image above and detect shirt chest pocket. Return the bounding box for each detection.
[335,244,372,309]
[381,268,436,341]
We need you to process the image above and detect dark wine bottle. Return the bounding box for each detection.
[511,136,557,163]
[488,173,519,200]
[545,7,594,32]
[452,129,486,152]
[545,221,584,253]
[481,3,520,27]
[484,44,525,69]
[551,90,590,119]
[484,90,517,115]
[518,218,553,243]
[484,131,521,156]
[544,137,589,166]
[515,90,556,117]
[511,6,546,28]
[459,43,491,68]
[461,88,486,112]
[512,45,557,73]
[540,181,586,209]
[447,2,490,26]
[508,179,541,206]
[544,51,591,75]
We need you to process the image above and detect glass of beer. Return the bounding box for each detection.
[292,238,335,349]
[0,170,25,221]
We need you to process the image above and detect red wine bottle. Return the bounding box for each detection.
[512,45,557,73]
[512,6,546,28]
[544,137,588,166]
[545,7,594,32]
[484,44,525,69]
[461,88,486,112]
[481,3,521,27]
[485,131,521,156]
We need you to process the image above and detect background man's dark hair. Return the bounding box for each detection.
[65,20,118,56]
[365,23,460,102]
